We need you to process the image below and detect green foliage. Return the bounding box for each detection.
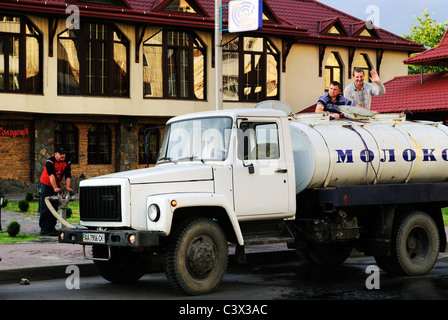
[403,9,448,75]
[18,200,29,212]
[7,221,21,237]
[65,207,72,219]
[25,192,34,202]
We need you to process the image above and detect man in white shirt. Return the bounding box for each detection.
[344,68,385,110]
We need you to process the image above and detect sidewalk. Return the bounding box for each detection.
[0,205,296,284]
[0,207,98,284]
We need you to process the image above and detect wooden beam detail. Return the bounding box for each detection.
[318,44,326,77]
[135,24,146,63]
[48,18,58,57]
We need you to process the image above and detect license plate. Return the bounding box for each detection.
[83,233,105,243]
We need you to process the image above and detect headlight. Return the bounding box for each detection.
[147,204,160,222]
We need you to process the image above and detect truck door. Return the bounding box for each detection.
[233,118,290,218]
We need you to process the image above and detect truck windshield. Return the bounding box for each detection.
[157,117,232,163]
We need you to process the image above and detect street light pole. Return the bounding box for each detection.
[215,0,223,110]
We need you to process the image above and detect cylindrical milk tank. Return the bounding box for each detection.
[290,114,448,194]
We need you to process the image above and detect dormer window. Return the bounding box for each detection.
[319,18,348,37]
[327,26,340,35]
[359,28,373,37]
[155,0,207,16]
[164,0,197,13]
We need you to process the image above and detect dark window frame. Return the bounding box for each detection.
[0,15,43,94]
[354,53,372,83]
[324,51,343,91]
[57,21,130,97]
[143,29,206,100]
[54,122,79,164]
[223,36,280,102]
[88,123,112,164]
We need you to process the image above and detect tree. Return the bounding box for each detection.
[403,9,448,75]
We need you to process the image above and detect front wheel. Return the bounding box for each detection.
[92,246,151,283]
[164,218,228,296]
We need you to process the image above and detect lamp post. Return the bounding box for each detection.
[0,191,5,230]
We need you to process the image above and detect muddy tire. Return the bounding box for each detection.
[376,211,439,276]
[164,218,228,296]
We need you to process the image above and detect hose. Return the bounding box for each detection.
[45,196,76,229]
[343,125,379,185]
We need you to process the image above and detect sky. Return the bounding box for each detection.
[316,0,447,37]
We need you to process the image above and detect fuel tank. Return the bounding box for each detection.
[290,113,448,194]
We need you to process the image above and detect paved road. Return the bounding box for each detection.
[2,253,448,301]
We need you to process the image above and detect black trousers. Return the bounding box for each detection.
[39,184,59,232]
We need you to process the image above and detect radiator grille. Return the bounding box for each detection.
[80,186,122,222]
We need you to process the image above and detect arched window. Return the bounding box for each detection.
[88,124,111,164]
[57,22,129,96]
[143,29,206,100]
[0,15,42,93]
[138,126,161,165]
[354,54,372,82]
[54,122,79,164]
[324,52,343,91]
[223,36,279,102]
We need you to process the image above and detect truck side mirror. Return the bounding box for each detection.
[243,135,254,174]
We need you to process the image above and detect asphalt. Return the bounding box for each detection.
[3,195,447,287]
[0,197,296,285]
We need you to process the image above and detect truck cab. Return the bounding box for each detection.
[59,108,296,295]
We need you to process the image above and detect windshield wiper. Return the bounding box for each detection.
[177,156,205,163]
[157,157,173,164]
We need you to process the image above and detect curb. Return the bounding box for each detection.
[0,262,97,284]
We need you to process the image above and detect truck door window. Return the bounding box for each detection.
[238,122,279,160]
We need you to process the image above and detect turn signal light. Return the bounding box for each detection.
[171,200,178,207]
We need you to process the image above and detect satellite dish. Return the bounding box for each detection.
[254,100,293,115]
[339,105,374,120]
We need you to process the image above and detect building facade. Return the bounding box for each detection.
[0,0,424,193]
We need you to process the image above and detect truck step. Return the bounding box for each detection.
[239,220,294,246]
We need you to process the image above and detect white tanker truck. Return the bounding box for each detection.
[58,102,448,295]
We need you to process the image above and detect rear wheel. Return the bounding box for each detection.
[164,218,228,296]
[375,211,439,276]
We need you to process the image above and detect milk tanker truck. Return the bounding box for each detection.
[58,101,448,295]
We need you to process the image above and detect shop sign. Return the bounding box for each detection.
[0,124,30,138]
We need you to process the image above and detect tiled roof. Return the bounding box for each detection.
[0,0,424,51]
[370,72,448,113]
[403,28,448,66]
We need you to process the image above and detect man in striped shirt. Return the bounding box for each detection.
[344,68,385,110]
[315,81,359,119]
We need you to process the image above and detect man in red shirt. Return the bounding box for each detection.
[39,147,73,236]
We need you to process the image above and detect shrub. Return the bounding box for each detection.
[65,207,72,219]
[18,200,29,212]
[25,192,34,202]
[7,221,21,237]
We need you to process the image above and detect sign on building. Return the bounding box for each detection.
[228,0,263,33]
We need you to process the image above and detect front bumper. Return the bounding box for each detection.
[58,228,161,247]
